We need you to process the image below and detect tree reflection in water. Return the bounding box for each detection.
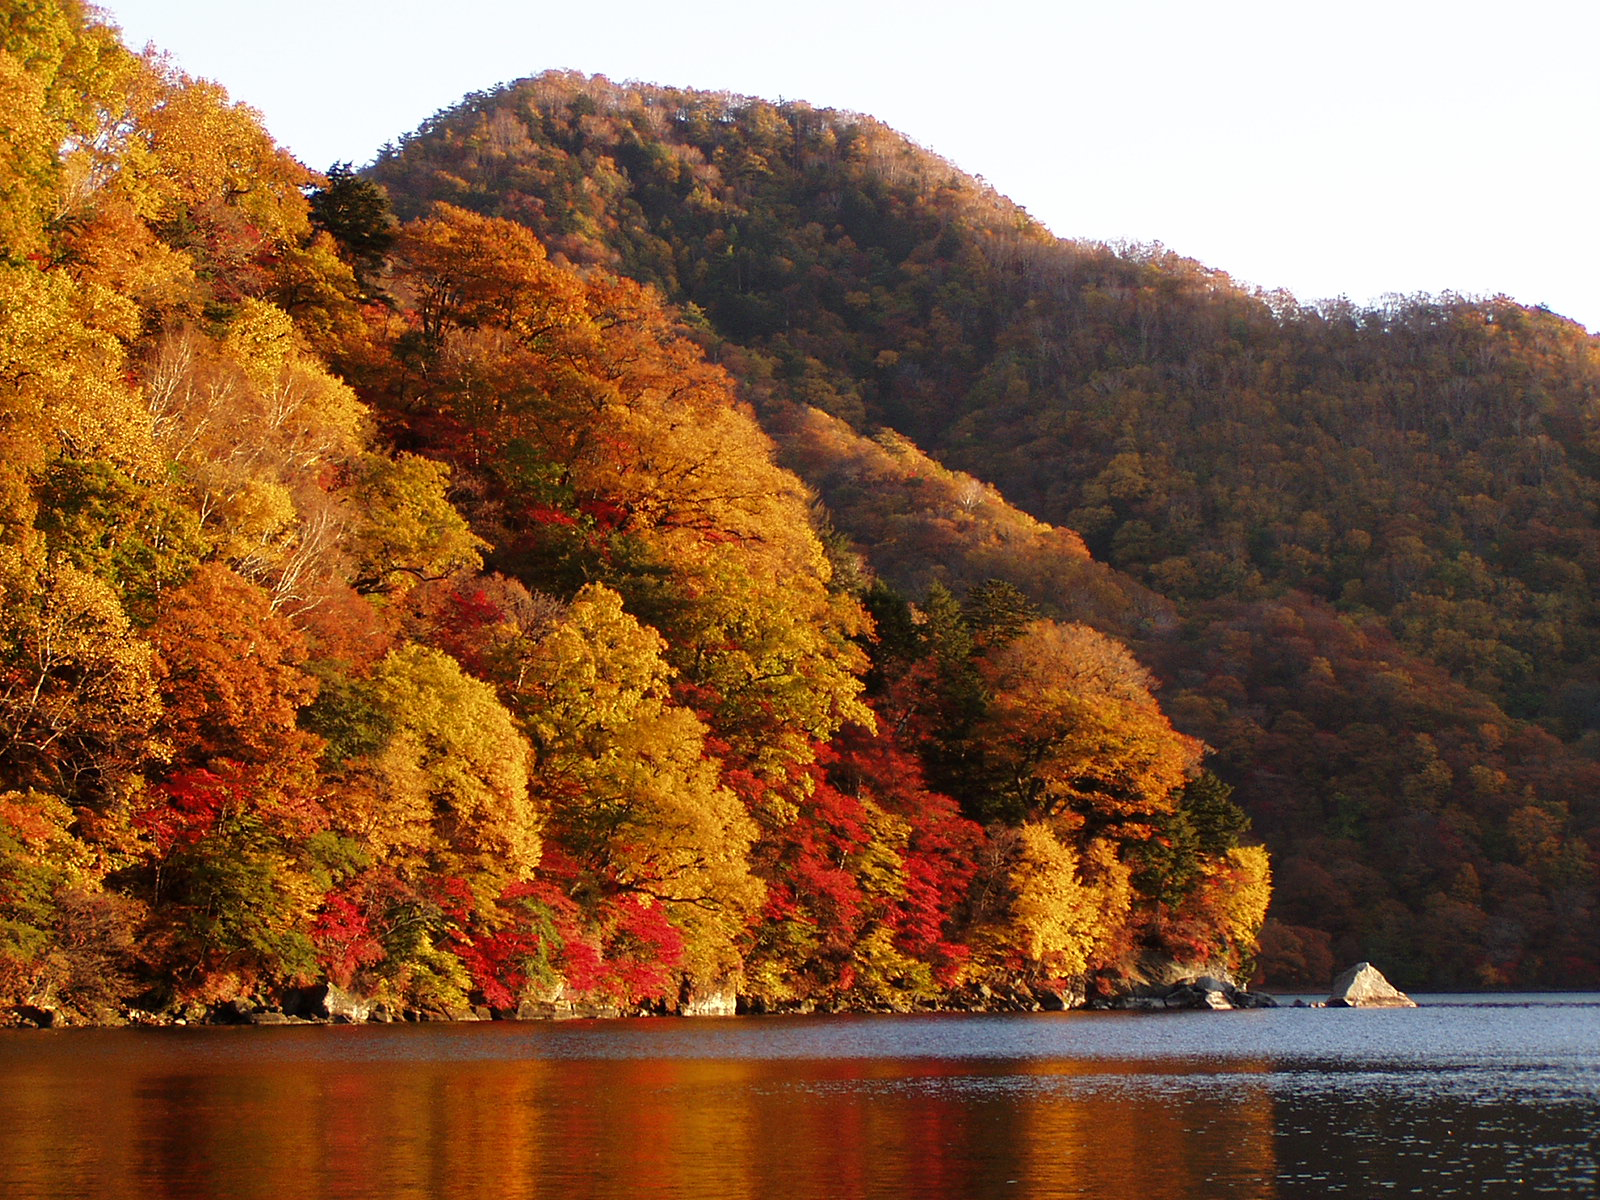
[1,1011,1595,1199]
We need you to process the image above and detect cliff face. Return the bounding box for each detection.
[373,72,1600,990]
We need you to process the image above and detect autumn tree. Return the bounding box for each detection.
[344,453,486,595]
[0,552,161,802]
[990,822,1133,981]
[355,644,538,891]
[972,620,1203,834]
[518,583,762,992]
[148,563,321,772]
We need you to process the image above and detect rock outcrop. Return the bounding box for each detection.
[1106,975,1278,1011]
[1327,962,1416,1007]
[282,983,374,1023]
[679,989,738,1017]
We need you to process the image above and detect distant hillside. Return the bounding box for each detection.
[374,72,1600,988]
[759,401,1169,638]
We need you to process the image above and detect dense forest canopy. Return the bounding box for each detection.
[369,70,1600,990]
[0,3,1272,1025]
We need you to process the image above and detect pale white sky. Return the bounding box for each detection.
[101,0,1599,331]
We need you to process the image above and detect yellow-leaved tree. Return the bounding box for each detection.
[0,549,162,802]
[0,0,137,262]
[358,645,538,895]
[975,620,1203,837]
[996,822,1133,980]
[1196,844,1272,977]
[517,583,763,988]
[0,265,161,532]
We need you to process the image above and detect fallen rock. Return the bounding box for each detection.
[1327,962,1416,1008]
[1119,973,1282,1010]
[1119,994,1166,1011]
[402,1006,453,1022]
[1234,989,1279,1009]
[509,999,625,1020]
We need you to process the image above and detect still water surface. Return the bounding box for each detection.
[1,995,1595,1199]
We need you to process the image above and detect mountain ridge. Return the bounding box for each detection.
[370,70,1600,988]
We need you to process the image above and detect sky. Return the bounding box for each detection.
[100,0,1600,331]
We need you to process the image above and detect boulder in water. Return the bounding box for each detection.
[1327,962,1416,1008]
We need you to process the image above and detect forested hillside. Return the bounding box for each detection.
[371,71,1600,989]
[0,3,1265,1025]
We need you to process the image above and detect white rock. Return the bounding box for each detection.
[1327,962,1417,1007]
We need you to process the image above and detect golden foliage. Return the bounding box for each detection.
[1201,845,1272,971]
[1002,823,1132,978]
[520,584,763,978]
[978,620,1202,831]
[345,453,486,595]
[0,550,163,797]
[0,265,160,493]
[364,644,539,883]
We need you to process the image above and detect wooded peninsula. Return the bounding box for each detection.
[1,2,1594,1026]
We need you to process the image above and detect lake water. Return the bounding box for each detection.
[1,995,1595,1199]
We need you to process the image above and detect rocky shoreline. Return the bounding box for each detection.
[6,977,1280,1028]
[1096,975,1278,1011]
[5,963,1417,1029]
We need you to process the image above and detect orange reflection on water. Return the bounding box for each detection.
[1017,1058,1277,1199]
[0,1025,1282,1199]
